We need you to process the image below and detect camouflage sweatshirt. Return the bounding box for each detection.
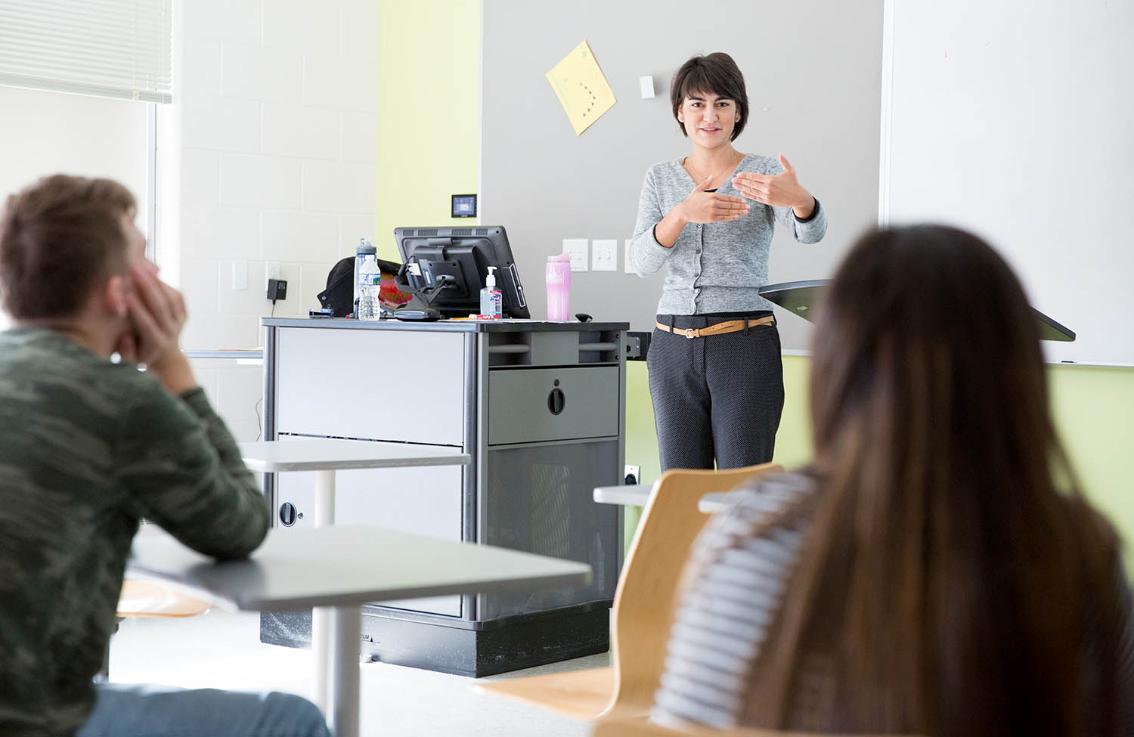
[0,327,269,737]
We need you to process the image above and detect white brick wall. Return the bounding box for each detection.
[164,0,378,439]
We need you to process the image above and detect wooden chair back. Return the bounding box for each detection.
[604,462,781,717]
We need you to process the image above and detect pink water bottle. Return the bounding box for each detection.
[546,254,572,321]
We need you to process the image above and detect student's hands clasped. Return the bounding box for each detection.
[117,264,197,394]
[679,174,749,224]
[732,154,815,217]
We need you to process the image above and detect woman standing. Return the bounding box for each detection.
[628,52,826,471]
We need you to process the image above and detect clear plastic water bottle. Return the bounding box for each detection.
[358,274,381,321]
[354,238,379,319]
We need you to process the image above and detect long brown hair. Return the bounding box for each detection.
[746,225,1123,736]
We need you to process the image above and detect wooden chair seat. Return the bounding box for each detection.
[591,714,916,737]
[476,463,782,720]
[116,578,211,618]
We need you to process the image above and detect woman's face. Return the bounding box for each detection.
[678,91,738,148]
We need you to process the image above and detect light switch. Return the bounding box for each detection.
[563,239,589,271]
[592,239,617,271]
[231,260,248,290]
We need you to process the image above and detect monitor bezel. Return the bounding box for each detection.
[393,225,530,319]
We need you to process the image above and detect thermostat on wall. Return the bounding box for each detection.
[451,194,477,218]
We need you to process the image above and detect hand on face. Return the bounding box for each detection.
[680,174,749,224]
[732,154,812,210]
[116,263,187,370]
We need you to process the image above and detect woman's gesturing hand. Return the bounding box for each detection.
[732,154,815,217]
[680,174,749,224]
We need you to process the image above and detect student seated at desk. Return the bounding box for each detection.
[652,225,1134,737]
[0,175,329,737]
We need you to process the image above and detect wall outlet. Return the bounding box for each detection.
[563,238,588,271]
[592,239,617,271]
[624,239,636,273]
[624,464,640,486]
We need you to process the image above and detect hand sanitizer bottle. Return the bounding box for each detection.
[480,266,503,319]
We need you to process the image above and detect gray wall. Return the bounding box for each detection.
[481,0,884,348]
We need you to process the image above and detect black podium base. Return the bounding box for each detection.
[260,601,611,677]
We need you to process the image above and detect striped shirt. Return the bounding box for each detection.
[0,328,269,737]
[652,472,816,728]
[652,473,1134,733]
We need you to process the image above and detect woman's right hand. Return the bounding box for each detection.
[678,174,748,224]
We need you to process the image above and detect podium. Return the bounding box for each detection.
[759,279,1076,342]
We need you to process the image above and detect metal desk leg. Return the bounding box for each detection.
[328,605,363,737]
[312,470,336,711]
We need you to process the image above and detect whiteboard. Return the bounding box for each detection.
[881,0,1134,366]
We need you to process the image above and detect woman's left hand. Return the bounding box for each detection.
[732,154,815,217]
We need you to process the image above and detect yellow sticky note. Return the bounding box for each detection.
[546,40,616,135]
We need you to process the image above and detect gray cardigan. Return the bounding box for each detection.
[628,154,827,315]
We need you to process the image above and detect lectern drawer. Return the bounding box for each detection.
[488,366,619,445]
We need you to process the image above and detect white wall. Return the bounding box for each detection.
[165,0,379,349]
[0,86,151,330]
[162,0,380,439]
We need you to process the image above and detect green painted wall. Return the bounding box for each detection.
[378,0,1134,559]
[630,357,1134,562]
[376,0,480,262]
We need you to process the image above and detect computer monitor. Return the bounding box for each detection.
[393,226,530,318]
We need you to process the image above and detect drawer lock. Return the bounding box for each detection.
[279,502,298,527]
[547,387,566,415]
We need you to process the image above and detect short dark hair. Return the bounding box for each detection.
[670,52,749,141]
[0,175,136,320]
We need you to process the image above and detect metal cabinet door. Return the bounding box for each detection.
[275,328,466,445]
[274,462,464,617]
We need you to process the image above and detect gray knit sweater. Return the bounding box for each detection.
[628,154,827,315]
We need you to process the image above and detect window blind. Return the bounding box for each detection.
[0,0,173,104]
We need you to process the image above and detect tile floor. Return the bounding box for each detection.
[109,609,607,737]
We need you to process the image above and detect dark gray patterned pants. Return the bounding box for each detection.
[648,313,785,472]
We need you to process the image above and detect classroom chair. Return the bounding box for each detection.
[99,578,211,680]
[591,715,913,737]
[475,462,782,720]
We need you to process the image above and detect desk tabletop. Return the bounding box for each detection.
[129,526,590,611]
[592,484,654,507]
[262,317,629,334]
[239,438,470,472]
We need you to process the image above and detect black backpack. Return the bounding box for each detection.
[317,257,355,317]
